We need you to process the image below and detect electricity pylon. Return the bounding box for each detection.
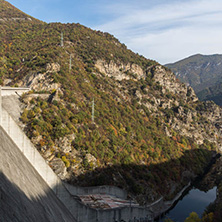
[92,98,95,124]
[61,32,64,47]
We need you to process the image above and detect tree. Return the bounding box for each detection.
[185,212,201,222]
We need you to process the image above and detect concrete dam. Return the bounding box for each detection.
[0,87,153,222]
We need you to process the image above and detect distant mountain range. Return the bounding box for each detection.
[165,54,222,106]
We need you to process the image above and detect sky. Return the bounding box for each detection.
[6,0,222,64]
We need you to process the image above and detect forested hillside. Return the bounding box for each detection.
[1,0,222,208]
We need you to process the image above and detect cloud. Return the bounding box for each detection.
[94,0,222,64]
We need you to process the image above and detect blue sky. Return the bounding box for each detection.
[6,0,222,64]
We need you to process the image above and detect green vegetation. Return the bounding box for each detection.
[1,0,220,205]
[197,82,222,105]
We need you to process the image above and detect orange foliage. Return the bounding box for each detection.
[110,124,118,136]
[39,139,45,147]
[177,142,185,148]
[172,136,177,141]
[144,117,149,122]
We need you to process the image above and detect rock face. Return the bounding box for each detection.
[152,65,198,102]
[46,63,61,73]
[98,62,222,149]
[0,17,32,22]
[22,72,60,91]
[95,59,145,81]
[147,65,222,148]
[50,158,68,180]
[55,134,75,153]
[17,63,61,91]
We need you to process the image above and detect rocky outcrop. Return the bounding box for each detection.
[22,72,60,91]
[145,65,222,148]
[0,17,32,22]
[15,63,61,91]
[46,63,61,73]
[94,60,222,150]
[152,65,198,102]
[50,158,68,180]
[55,134,75,153]
[95,59,145,81]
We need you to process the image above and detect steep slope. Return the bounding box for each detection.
[1,0,222,206]
[165,54,222,105]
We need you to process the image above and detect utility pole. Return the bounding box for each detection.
[61,32,64,47]
[92,98,95,124]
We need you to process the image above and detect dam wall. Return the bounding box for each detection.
[0,125,76,222]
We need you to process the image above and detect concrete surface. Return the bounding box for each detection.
[2,95,24,125]
[0,125,76,222]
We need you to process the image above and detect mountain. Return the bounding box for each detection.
[165,54,222,105]
[1,0,222,213]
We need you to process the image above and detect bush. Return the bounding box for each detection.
[62,156,70,168]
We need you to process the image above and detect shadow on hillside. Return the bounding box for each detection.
[0,171,75,222]
[0,150,218,222]
[72,149,219,203]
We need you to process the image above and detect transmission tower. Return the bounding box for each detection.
[92,98,95,124]
[61,32,64,47]
[69,54,72,72]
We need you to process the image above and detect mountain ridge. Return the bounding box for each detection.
[165,54,222,105]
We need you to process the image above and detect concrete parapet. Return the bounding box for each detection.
[1,107,64,196]
[1,87,30,96]
[64,183,127,200]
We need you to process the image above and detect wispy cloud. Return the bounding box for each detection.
[94,0,222,64]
